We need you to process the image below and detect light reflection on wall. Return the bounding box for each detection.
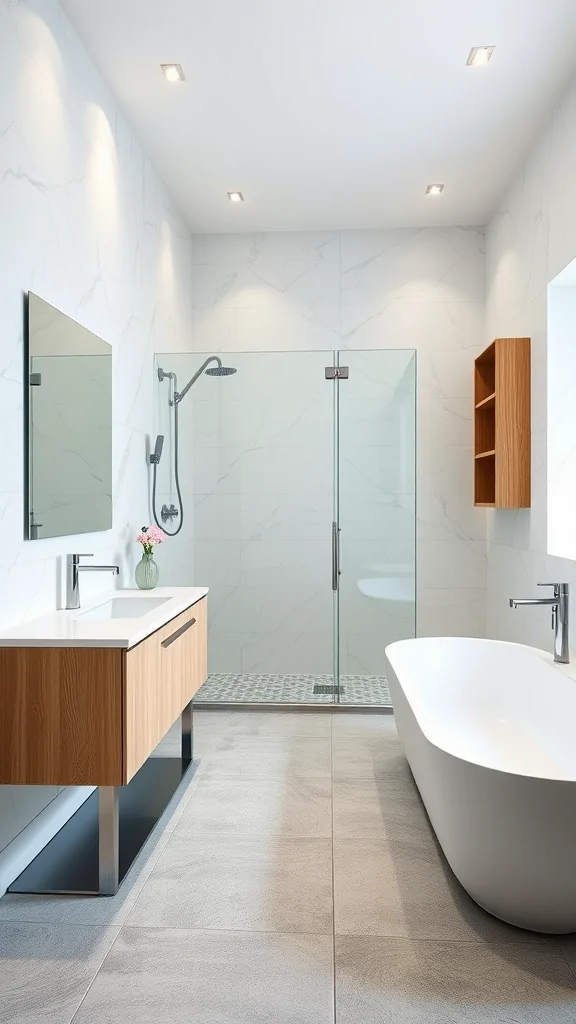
[20,11,71,184]
[85,103,120,254]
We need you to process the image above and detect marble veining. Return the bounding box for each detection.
[158,226,486,676]
[0,0,193,855]
[486,68,576,654]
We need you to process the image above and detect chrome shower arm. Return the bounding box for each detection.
[173,356,222,405]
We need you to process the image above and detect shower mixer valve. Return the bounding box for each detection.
[161,504,179,523]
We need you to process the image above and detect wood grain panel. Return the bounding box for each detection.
[123,597,207,782]
[473,337,530,508]
[0,647,123,786]
[495,337,531,508]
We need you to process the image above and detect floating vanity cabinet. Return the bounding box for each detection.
[0,588,208,896]
[0,598,207,787]
[124,601,207,781]
[474,337,531,508]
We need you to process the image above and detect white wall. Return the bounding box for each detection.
[486,70,576,649]
[0,0,192,867]
[179,228,487,648]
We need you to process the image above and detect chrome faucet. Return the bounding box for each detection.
[66,553,120,610]
[509,582,570,664]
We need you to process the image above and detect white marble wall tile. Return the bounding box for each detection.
[419,538,487,590]
[418,589,487,638]
[192,398,333,450]
[193,540,242,587]
[418,492,487,544]
[240,494,332,542]
[486,68,576,645]
[0,0,193,857]
[240,631,333,675]
[208,585,332,635]
[182,226,487,672]
[240,540,331,589]
[341,227,486,305]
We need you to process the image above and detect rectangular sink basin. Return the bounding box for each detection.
[76,597,170,621]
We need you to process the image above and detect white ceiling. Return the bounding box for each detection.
[61,0,576,233]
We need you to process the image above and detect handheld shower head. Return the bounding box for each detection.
[149,434,164,464]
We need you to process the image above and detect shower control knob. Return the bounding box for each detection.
[161,504,179,523]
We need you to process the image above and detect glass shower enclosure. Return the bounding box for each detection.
[152,350,416,707]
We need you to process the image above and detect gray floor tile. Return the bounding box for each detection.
[0,819,172,929]
[204,735,332,779]
[0,922,118,1024]
[223,712,332,738]
[194,711,233,732]
[333,776,429,839]
[336,936,576,1023]
[331,712,394,735]
[334,838,548,943]
[126,834,333,934]
[175,775,333,838]
[72,927,334,1024]
[332,723,412,782]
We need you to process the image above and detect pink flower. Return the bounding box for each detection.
[136,525,166,548]
[147,526,165,544]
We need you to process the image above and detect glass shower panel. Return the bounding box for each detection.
[337,351,416,705]
[155,351,335,704]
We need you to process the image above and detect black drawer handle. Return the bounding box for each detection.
[161,617,196,648]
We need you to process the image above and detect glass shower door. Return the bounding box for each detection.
[181,350,337,704]
[336,350,416,705]
[154,348,416,706]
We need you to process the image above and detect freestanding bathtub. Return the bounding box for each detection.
[386,636,576,934]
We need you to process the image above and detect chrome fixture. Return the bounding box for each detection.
[152,356,237,536]
[509,583,570,664]
[161,503,179,524]
[425,183,444,195]
[161,356,237,407]
[66,553,120,611]
[227,191,244,202]
[148,434,164,465]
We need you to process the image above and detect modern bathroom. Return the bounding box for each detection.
[1,0,576,1020]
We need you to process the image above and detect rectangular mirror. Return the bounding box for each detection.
[26,293,112,540]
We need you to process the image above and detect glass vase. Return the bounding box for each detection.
[135,551,159,590]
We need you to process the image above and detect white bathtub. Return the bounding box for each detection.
[386,636,576,934]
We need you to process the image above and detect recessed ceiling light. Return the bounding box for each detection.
[425,183,444,196]
[227,191,244,202]
[466,46,495,67]
[161,63,185,83]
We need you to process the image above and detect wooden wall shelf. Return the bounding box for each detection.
[474,338,530,508]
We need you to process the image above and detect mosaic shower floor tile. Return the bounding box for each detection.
[194,673,391,707]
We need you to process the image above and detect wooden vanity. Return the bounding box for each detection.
[0,588,208,896]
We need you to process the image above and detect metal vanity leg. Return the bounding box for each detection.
[182,700,193,770]
[99,787,120,896]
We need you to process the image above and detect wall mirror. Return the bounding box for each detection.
[26,293,112,540]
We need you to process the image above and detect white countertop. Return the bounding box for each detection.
[0,587,208,649]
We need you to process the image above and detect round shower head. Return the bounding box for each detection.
[205,365,237,376]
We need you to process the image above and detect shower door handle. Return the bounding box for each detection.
[332,521,341,591]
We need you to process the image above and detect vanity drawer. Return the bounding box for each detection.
[123,597,207,782]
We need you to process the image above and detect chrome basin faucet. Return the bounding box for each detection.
[509,582,570,664]
[66,553,120,610]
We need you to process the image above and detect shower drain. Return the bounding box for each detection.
[313,684,345,695]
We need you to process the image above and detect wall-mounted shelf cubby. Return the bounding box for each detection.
[474,337,531,508]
